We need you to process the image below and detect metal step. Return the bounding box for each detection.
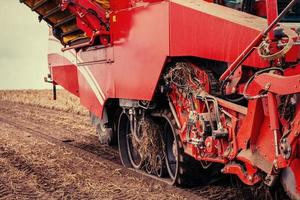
[31,0,49,11]
[54,15,76,28]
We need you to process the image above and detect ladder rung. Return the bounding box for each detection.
[54,15,76,28]
[42,6,61,20]
[31,0,49,11]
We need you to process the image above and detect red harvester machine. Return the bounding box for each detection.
[20,0,300,198]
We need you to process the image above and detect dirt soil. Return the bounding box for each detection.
[0,99,278,200]
[0,90,88,115]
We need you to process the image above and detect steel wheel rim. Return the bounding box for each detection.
[125,117,143,169]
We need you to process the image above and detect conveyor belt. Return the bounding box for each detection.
[20,0,110,45]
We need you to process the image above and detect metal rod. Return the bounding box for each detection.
[168,99,181,129]
[219,0,298,81]
[267,93,280,158]
[53,84,57,100]
[273,130,279,157]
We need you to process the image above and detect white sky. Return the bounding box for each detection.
[0,1,49,89]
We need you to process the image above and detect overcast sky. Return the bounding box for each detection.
[0,1,49,89]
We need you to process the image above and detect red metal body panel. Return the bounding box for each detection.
[169,0,268,68]
[76,2,170,116]
[51,64,79,97]
[109,2,169,99]
[48,33,80,97]
[77,71,103,116]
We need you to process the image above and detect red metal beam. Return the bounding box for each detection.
[266,0,278,39]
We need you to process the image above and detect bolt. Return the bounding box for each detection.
[265,83,271,90]
[129,109,133,115]
[207,142,211,148]
[231,87,236,93]
[265,175,271,182]
[248,175,253,182]
[273,160,278,170]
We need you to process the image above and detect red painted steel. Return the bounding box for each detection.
[266,0,278,39]
[51,64,79,97]
[169,1,268,68]
[75,2,170,116]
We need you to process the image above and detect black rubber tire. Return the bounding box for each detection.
[281,167,300,200]
[96,124,115,145]
[109,107,123,146]
[96,107,122,146]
